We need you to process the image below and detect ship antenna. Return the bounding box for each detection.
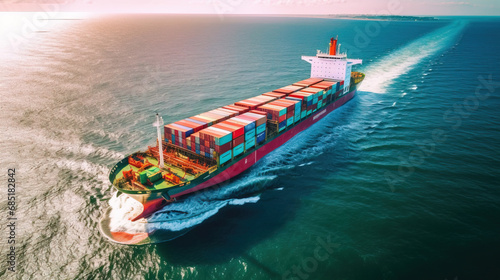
[153,113,165,168]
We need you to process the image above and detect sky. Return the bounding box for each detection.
[0,0,499,16]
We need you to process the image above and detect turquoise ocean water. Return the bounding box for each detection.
[1,14,499,280]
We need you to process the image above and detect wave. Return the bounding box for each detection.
[106,95,355,237]
[360,20,467,93]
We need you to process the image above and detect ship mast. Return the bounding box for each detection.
[153,113,165,168]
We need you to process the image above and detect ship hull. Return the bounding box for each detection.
[124,87,358,219]
[172,88,356,197]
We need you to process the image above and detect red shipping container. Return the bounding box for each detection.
[215,141,232,154]
[270,102,294,118]
[217,108,238,117]
[249,110,267,116]
[234,101,258,110]
[235,114,257,125]
[241,112,266,126]
[292,78,323,87]
[273,85,304,95]
[212,123,244,139]
[262,92,286,99]
[207,110,232,121]
[253,95,276,102]
[257,105,282,122]
[176,120,204,133]
[225,119,248,129]
[223,105,249,114]
[233,135,244,147]
[311,81,335,91]
[200,112,226,121]
[301,87,324,94]
[189,116,211,126]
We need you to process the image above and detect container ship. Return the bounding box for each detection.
[101,37,365,244]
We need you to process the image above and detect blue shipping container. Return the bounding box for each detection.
[256,131,266,143]
[295,111,301,122]
[245,136,256,149]
[245,129,255,140]
[219,150,232,164]
[170,123,194,137]
[233,143,244,157]
[278,120,286,132]
[256,123,266,134]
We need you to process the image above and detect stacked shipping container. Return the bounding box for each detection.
[164,76,350,166]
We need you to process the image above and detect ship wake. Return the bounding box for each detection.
[107,175,273,236]
[360,20,466,93]
[105,105,351,242]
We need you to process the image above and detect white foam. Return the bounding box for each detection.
[108,193,147,233]
[360,21,467,93]
[228,196,261,205]
[106,104,355,235]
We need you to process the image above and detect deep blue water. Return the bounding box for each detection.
[1,14,499,280]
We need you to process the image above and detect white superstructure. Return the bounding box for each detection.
[301,37,362,94]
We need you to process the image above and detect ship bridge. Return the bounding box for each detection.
[301,37,362,94]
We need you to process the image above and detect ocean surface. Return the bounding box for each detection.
[1,14,499,280]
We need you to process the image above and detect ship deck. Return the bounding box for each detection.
[110,72,365,195]
[114,155,197,191]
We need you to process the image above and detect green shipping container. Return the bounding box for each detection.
[301,111,307,119]
[286,117,294,127]
[148,171,162,183]
[139,171,148,184]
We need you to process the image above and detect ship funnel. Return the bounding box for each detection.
[329,37,338,55]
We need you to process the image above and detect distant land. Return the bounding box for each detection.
[234,14,439,21]
[324,14,439,21]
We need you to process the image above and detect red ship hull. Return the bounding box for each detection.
[172,88,356,197]
[125,88,357,223]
